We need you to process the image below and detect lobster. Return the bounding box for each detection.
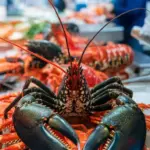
[0,2,147,150]
[0,63,108,149]
[1,63,146,150]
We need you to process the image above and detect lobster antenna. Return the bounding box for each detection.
[78,8,150,65]
[48,0,72,65]
[0,37,67,74]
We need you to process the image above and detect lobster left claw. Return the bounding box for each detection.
[13,95,79,150]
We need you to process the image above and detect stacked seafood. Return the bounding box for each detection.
[0,1,149,150]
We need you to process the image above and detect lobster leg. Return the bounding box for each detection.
[4,76,57,119]
[91,83,133,98]
[89,103,112,112]
[91,76,123,93]
[23,76,56,98]
[90,89,136,106]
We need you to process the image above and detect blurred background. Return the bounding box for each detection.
[0,0,150,51]
[0,0,150,149]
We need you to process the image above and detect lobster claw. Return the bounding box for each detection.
[14,111,80,150]
[84,96,146,150]
[13,95,80,150]
[48,114,80,147]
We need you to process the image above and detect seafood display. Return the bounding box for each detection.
[0,1,149,150]
[0,18,134,80]
[38,35,134,79]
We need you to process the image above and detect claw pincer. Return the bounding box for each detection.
[13,95,79,150]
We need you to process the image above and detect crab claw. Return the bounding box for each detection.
[13,95,79,150]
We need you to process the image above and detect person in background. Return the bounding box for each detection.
[7,0,23,16]
[111,0,147,52]
[53,0,66,12]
